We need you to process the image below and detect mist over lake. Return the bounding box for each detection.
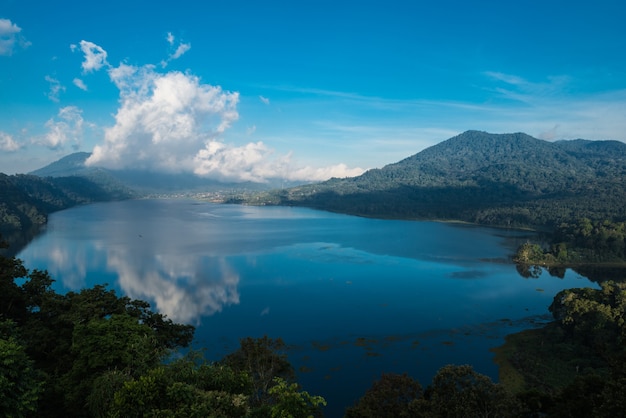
[17,199,596,416]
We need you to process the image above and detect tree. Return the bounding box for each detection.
[345,373,424,418]
[428,365,513,418]
[0,237,28,322]
[268,377,326,418]
[222,336,295,406]
[0,320,41,418]
[549,281,626,351]
[107,355,252,418]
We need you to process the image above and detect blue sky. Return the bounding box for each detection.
[1,0,625,180]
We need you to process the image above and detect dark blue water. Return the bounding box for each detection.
[17,199,595,416]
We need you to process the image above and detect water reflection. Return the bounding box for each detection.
[20,230,242,325]
[16,200,610,417]
[107,250,240,324]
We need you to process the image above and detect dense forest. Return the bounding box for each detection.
[238,131,626,230]
[2,239,626,417]
[0,173,133,236]
[516,218,626,265]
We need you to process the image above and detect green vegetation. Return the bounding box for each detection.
[0,173,133,241]
[515,219,626,267]
[3,232,626,415]
[0,238,326,417]
[491,281,626,417]
[345,366,515,417]
[236,131,626,230]
[347,281,626,417]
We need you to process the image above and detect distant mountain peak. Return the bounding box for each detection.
[29,152,91,177]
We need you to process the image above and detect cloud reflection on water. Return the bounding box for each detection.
[31,235,241,324]
[107,250,240,324]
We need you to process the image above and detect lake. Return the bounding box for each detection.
[16,199,596,416]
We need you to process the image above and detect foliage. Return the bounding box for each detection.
[0,245,195,417]
[0,172,133,235]
[346,366,517,418]
[107,356,251,418]
[268,377,326,418]
[238,131,626,229]
[514,219,626,267]
[427,364,514,418]
[345,372,424,418]
[495,281,626,416]
[0,245,331,417]
[221,336,295,406]
[549,281,626,353]
[0,320,42,418]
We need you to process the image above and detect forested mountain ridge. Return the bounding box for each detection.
[0,173,133,235]
[243,131,626,228]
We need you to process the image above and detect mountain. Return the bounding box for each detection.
[29,152,94,177]
[245,131,626,228]
[30,152,302,194]
[0,173,137,255]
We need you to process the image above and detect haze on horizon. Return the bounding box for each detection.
[1,0,625,181]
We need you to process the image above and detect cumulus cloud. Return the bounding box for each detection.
[73,77,88,91]
[0,18,30,56]
[193,143,364,182]
[78,39,363,182]
[0,131,20,151]
[87,64,240,172]
[41,106,84,150]
[194,141,284,182]
[45,75,65,102]
[76,40,109,73]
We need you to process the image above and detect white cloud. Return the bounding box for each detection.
[160,32,191,67]
[0,131,20,151]
[287,163,365,181]
[0,18,30,56]
[193,142,364,182]
[73,78,88,91]
[77,40,108,73]
[87,64,240,172]
[41,106,84,150]
[194,141,284,182]
[80,42,365,182]
[45,75,65,102]
[86,61,364,182]
[259,95,270,105]
[171,42,191,60]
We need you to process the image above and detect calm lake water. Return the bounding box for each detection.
[17,199,596,416]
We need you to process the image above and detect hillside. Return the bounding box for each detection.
[242,131,626,228]
[0,173,135,253]
[30,152,303,194]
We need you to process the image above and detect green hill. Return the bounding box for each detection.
[0,173,134,252]
[244,131,626,228]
